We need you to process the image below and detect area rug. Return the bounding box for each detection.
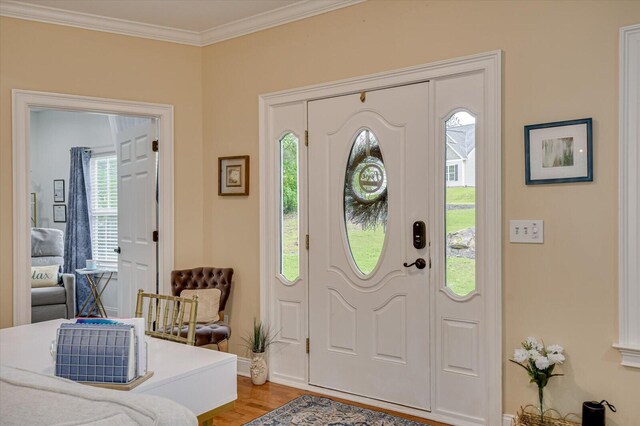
[244,394,430,425]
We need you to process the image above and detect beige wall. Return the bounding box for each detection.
[2,0,639,422]
[201,1,640,423]
[0,17,205,327]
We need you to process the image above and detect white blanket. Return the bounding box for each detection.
[0,365,197,426]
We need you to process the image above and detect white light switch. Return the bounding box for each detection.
[510,220,544,244]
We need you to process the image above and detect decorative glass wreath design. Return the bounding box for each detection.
[343,129,387,230]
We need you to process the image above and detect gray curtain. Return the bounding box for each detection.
[64,147,93,315]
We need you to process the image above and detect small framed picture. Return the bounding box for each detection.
[525,118,593,185]
[218,155,250,196]
[53,179,65,202]
[30,192,37,227]
[53,204,67,223]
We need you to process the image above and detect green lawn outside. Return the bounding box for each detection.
[446,208,475,235]
[446,186,476,296]
[281,189,476,296]
[446,257,476,296]
[345,223,386,275]
[281,213,300,281]
[281,215,385,279]
[446,186,475,205]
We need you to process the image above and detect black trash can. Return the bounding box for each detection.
[582,400,616,426]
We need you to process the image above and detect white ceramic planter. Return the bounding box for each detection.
[250,351,268,385]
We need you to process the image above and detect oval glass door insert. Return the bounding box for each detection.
[343,129,387,275]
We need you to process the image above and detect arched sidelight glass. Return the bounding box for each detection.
[445,111,476,296]
[280,133,299,282]
[344,129,387,275]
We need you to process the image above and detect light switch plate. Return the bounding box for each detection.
[510,220,544,244]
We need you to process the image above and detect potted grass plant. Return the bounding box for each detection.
[243,319,278,385]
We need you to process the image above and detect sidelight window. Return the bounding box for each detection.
[445,112,476,296]
[279,133,300,282]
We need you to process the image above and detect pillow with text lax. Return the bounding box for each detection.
[31,265,60,288]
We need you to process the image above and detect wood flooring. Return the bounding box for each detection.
[212,376,449,426]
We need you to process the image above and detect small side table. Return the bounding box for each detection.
[76,268,115,318]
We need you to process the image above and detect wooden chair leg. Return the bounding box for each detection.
[217,339,229,352]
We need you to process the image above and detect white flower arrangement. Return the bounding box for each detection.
[511,337,565,421]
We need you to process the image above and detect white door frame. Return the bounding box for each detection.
[12,89,175,326]
[615,23,640,367]
[259,51,501,425]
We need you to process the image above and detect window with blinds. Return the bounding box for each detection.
[90,155,118,268]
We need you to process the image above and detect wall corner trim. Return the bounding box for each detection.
[617,23,640,368]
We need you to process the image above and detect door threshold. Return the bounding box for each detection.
[310,382,428,412]
[266,376,477,426]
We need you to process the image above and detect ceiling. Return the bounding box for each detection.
[0,0,363,46]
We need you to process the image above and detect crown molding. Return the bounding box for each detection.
[200,0,366,46]
[0,0,365,47]
[0,0,202,46]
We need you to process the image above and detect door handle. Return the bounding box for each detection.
[403,258,426,270]
[114,247,121,254]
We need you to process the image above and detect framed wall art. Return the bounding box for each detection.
[53,204,67,223]
[30,192,37,227]
[524,118,593,185]
[218,155,250,196]
[54,179,65,202]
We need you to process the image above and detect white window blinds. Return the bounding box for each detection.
[90,155,118,267]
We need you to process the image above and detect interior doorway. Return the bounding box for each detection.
[12,90,175,326]
[28,109,157,322]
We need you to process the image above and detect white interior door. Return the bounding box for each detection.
[116,122,157,316]
[308,82,430,410]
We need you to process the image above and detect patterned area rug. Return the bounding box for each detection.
[244,395,429,425]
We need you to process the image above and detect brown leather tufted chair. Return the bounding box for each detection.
[171,267,234,352]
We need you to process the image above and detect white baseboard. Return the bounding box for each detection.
[237,356,250,378]
[503,413,515,426]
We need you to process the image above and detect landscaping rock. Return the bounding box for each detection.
[447,227,476,259]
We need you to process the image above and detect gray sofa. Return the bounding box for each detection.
[31,228,76,323]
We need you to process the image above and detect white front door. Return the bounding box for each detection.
[116,122,157,316]
[308,82,430,410]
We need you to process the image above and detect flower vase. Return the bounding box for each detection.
[538,385,545,424]
[250,351,268,385]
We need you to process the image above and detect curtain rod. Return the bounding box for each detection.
[77,144,115,152]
